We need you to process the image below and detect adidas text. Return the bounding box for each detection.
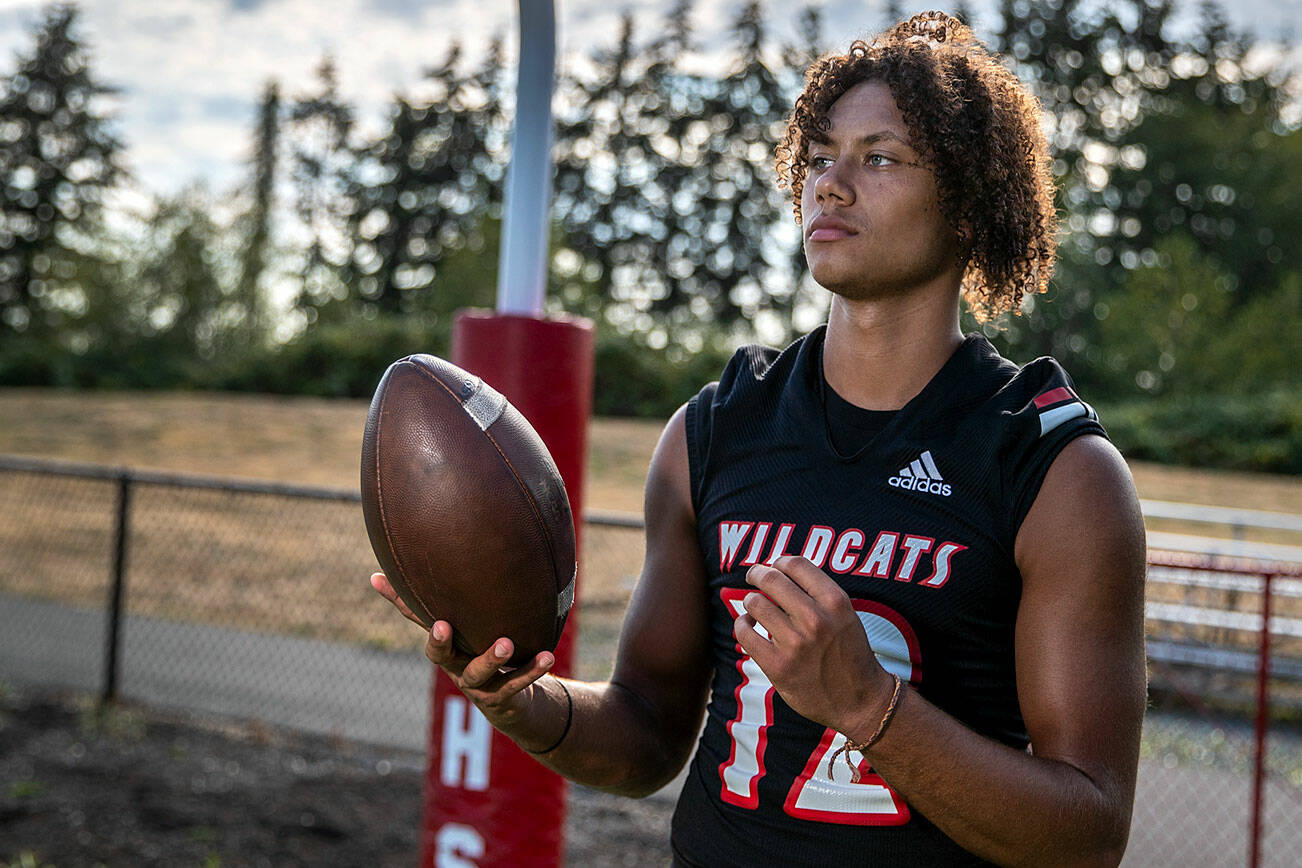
[888,475,952,496]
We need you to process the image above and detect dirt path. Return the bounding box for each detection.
[0,687,673,867]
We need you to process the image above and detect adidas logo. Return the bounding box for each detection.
[888,450,952,496]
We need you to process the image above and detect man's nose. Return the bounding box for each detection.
[814,159,853,204]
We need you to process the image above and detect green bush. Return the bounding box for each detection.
[215,315,448,398]
[215,315,739,416]
[1100,389,1302,474]
[592,334,735,418]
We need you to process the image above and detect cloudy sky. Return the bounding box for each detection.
[1,0,1298,199]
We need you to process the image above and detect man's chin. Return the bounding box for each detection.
[815,268,950,304]
[817,276,894,302]
[809,265,864,297]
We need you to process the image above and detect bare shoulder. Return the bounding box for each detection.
[1015,434,1146,574]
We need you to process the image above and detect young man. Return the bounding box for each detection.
[374,12,1146,866]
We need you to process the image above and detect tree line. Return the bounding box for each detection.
[0,1,1298,469]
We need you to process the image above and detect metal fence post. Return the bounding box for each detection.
[1249,571,1275,868]
[101,471,131,708]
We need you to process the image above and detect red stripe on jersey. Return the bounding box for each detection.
[1033,386,1075,409]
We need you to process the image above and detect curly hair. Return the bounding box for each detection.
[775,11,1057,321]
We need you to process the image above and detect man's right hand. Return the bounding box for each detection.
[369,571,558,737]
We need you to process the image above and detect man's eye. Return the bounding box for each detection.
[810,156,834,171]
[867,154,896,167]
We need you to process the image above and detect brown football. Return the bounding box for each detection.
[360,354,576,666]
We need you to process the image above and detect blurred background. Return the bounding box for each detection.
[1,0,1300,866]
[0,0,1297,457]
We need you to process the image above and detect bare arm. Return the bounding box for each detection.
[735,435,1147,866]
[373,405,712,796]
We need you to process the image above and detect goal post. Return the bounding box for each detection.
[423,3,595,866]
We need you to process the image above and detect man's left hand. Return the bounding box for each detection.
[733,555,896,738]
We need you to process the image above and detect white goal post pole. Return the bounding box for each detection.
[496,0,557,316]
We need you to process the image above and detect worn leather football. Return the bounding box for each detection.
[360,354,576,666]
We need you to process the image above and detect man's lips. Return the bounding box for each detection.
[807,215,858,242]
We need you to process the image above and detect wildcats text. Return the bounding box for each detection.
[718,520,966,589]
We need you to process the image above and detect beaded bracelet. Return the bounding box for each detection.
[524,679,573,756]
[827,673,904,783]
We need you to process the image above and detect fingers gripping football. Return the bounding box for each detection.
[370,572,425,627]
[425,625,555,712]
[734,556,894,735]
[371,572,552,721]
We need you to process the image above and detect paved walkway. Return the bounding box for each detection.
[0,591,431,751]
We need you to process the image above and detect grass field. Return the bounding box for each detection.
[3,387,1300,515]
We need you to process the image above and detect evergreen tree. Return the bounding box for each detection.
[779,4,826,334]
[680,0,793,329]
[554,1,809,347]
[636,0,704,344]
[287,56,356,323]
[781,4,825,77]
[233,79,280,343]
[468,34,508,213]
[553,12,651,321]
[136,188,227,378]
[0,3,123,340]
[346,41,505,315]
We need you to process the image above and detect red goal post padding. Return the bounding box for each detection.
[420,311,594,868]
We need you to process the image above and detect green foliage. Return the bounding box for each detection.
[1094,233,1231,396]
[1101,389,1302,474]
[552,0,801,337]
[990,0,1296,389]
[0,333,62,385]
[7,779,44,799]
[216,314,441,398]
[287,56,355,318]
[1110,100,1300,306]
[1092,232,1299,398]
[592,331,735,418]
[1205,275,1302,393]
[344,40,506,315]
[4,852,55,868]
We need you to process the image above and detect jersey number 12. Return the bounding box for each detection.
[718,588,921,826]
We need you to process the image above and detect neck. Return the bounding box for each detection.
[822,287,964,411]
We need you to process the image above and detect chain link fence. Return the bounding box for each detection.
[2,455,1300,865]
[1127,553,1302,867]
[0,456,644,753]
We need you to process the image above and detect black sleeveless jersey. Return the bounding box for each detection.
[669,327,1106,867]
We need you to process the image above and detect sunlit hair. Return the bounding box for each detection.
[776,11,1057,321]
